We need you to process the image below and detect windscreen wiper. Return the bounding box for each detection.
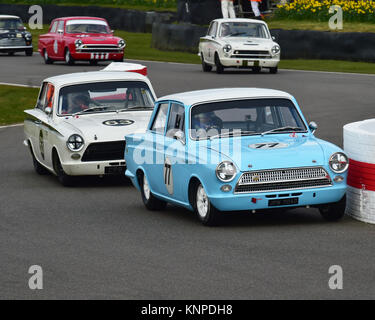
[260,126,305,136]
[209,130,257,140]
[73,106,109,116]
[117,106,153,112]
[225,32,247,37]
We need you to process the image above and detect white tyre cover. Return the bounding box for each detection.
[344,119,375,224]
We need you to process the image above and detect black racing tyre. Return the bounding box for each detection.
[65,48,75,65]
[53,151,75,187]
[201,53,212,72]
[89,60,98,66]
[215,53,224,74]
[8,52,15,56]
[193,182,222,226]
[29,142,48,175]
[252,66,261,73]
[25,49,33,56]
[319,196,346,222]
[139,172,167,211]
[43,49,53,64]
[269,67,278,74]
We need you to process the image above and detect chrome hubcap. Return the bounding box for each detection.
[143,175,150,200]
[196,184,209,218]
[65,51,70,63]
[44,51,48,60]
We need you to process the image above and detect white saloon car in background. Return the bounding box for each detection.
[24,69,156,186]
[199,18,280,74]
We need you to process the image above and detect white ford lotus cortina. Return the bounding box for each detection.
[24,70,156,186]
[199,18,280,74]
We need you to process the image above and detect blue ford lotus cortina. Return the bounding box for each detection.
[125,88,348,226]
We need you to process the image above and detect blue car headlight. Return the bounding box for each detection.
[216,161,237,182]
[329,152,349,173]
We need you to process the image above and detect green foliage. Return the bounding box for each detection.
[0,0,177,10]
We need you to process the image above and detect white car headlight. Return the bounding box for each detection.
[67,134,85,152]
[75,39,83,48]
[216,161,237,182]
[271,45,280,55]
[329,152,349,173]
[223,44,232,53]
[118,39,126,49]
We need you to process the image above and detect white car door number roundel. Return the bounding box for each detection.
[163,157,173,195]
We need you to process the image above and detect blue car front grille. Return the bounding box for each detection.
[235,167,332,193]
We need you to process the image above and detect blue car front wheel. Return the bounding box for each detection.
[319,196,346,222]
[194,183,222,226]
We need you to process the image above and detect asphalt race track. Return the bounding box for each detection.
[1,54,375,299]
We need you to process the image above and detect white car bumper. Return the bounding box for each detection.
[61,160,126,176]
[220,56,280,68]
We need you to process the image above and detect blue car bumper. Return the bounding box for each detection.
[209,184,346,212]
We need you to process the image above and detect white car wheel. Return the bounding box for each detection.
[143,174,151,200]
[196,184,209,219]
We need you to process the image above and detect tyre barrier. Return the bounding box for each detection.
[344,119,375,224]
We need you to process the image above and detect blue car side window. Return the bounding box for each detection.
[166,103,185,139]
[150,103,169,134]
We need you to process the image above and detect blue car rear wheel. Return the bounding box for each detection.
[140,172,167,211]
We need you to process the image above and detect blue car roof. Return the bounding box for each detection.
[157,88,294,107]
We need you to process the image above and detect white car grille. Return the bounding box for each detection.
[235,167,332,193]
[231,50,271,59]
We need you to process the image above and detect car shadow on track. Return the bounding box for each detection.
[217,70,276,75]
[67,175,133,188]
[150,203,333,228]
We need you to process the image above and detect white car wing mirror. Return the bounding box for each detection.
[45,107,52,115]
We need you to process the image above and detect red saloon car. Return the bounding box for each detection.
[38,17,125,65]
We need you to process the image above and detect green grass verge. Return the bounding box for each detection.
[117,31,199,64]
[280,59,375,74]
[0,85,39,125]
[267,18,375,33]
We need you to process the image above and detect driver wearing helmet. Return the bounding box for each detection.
[68,93,90,114]
[220,23,231,37]
[193,112,221,131]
